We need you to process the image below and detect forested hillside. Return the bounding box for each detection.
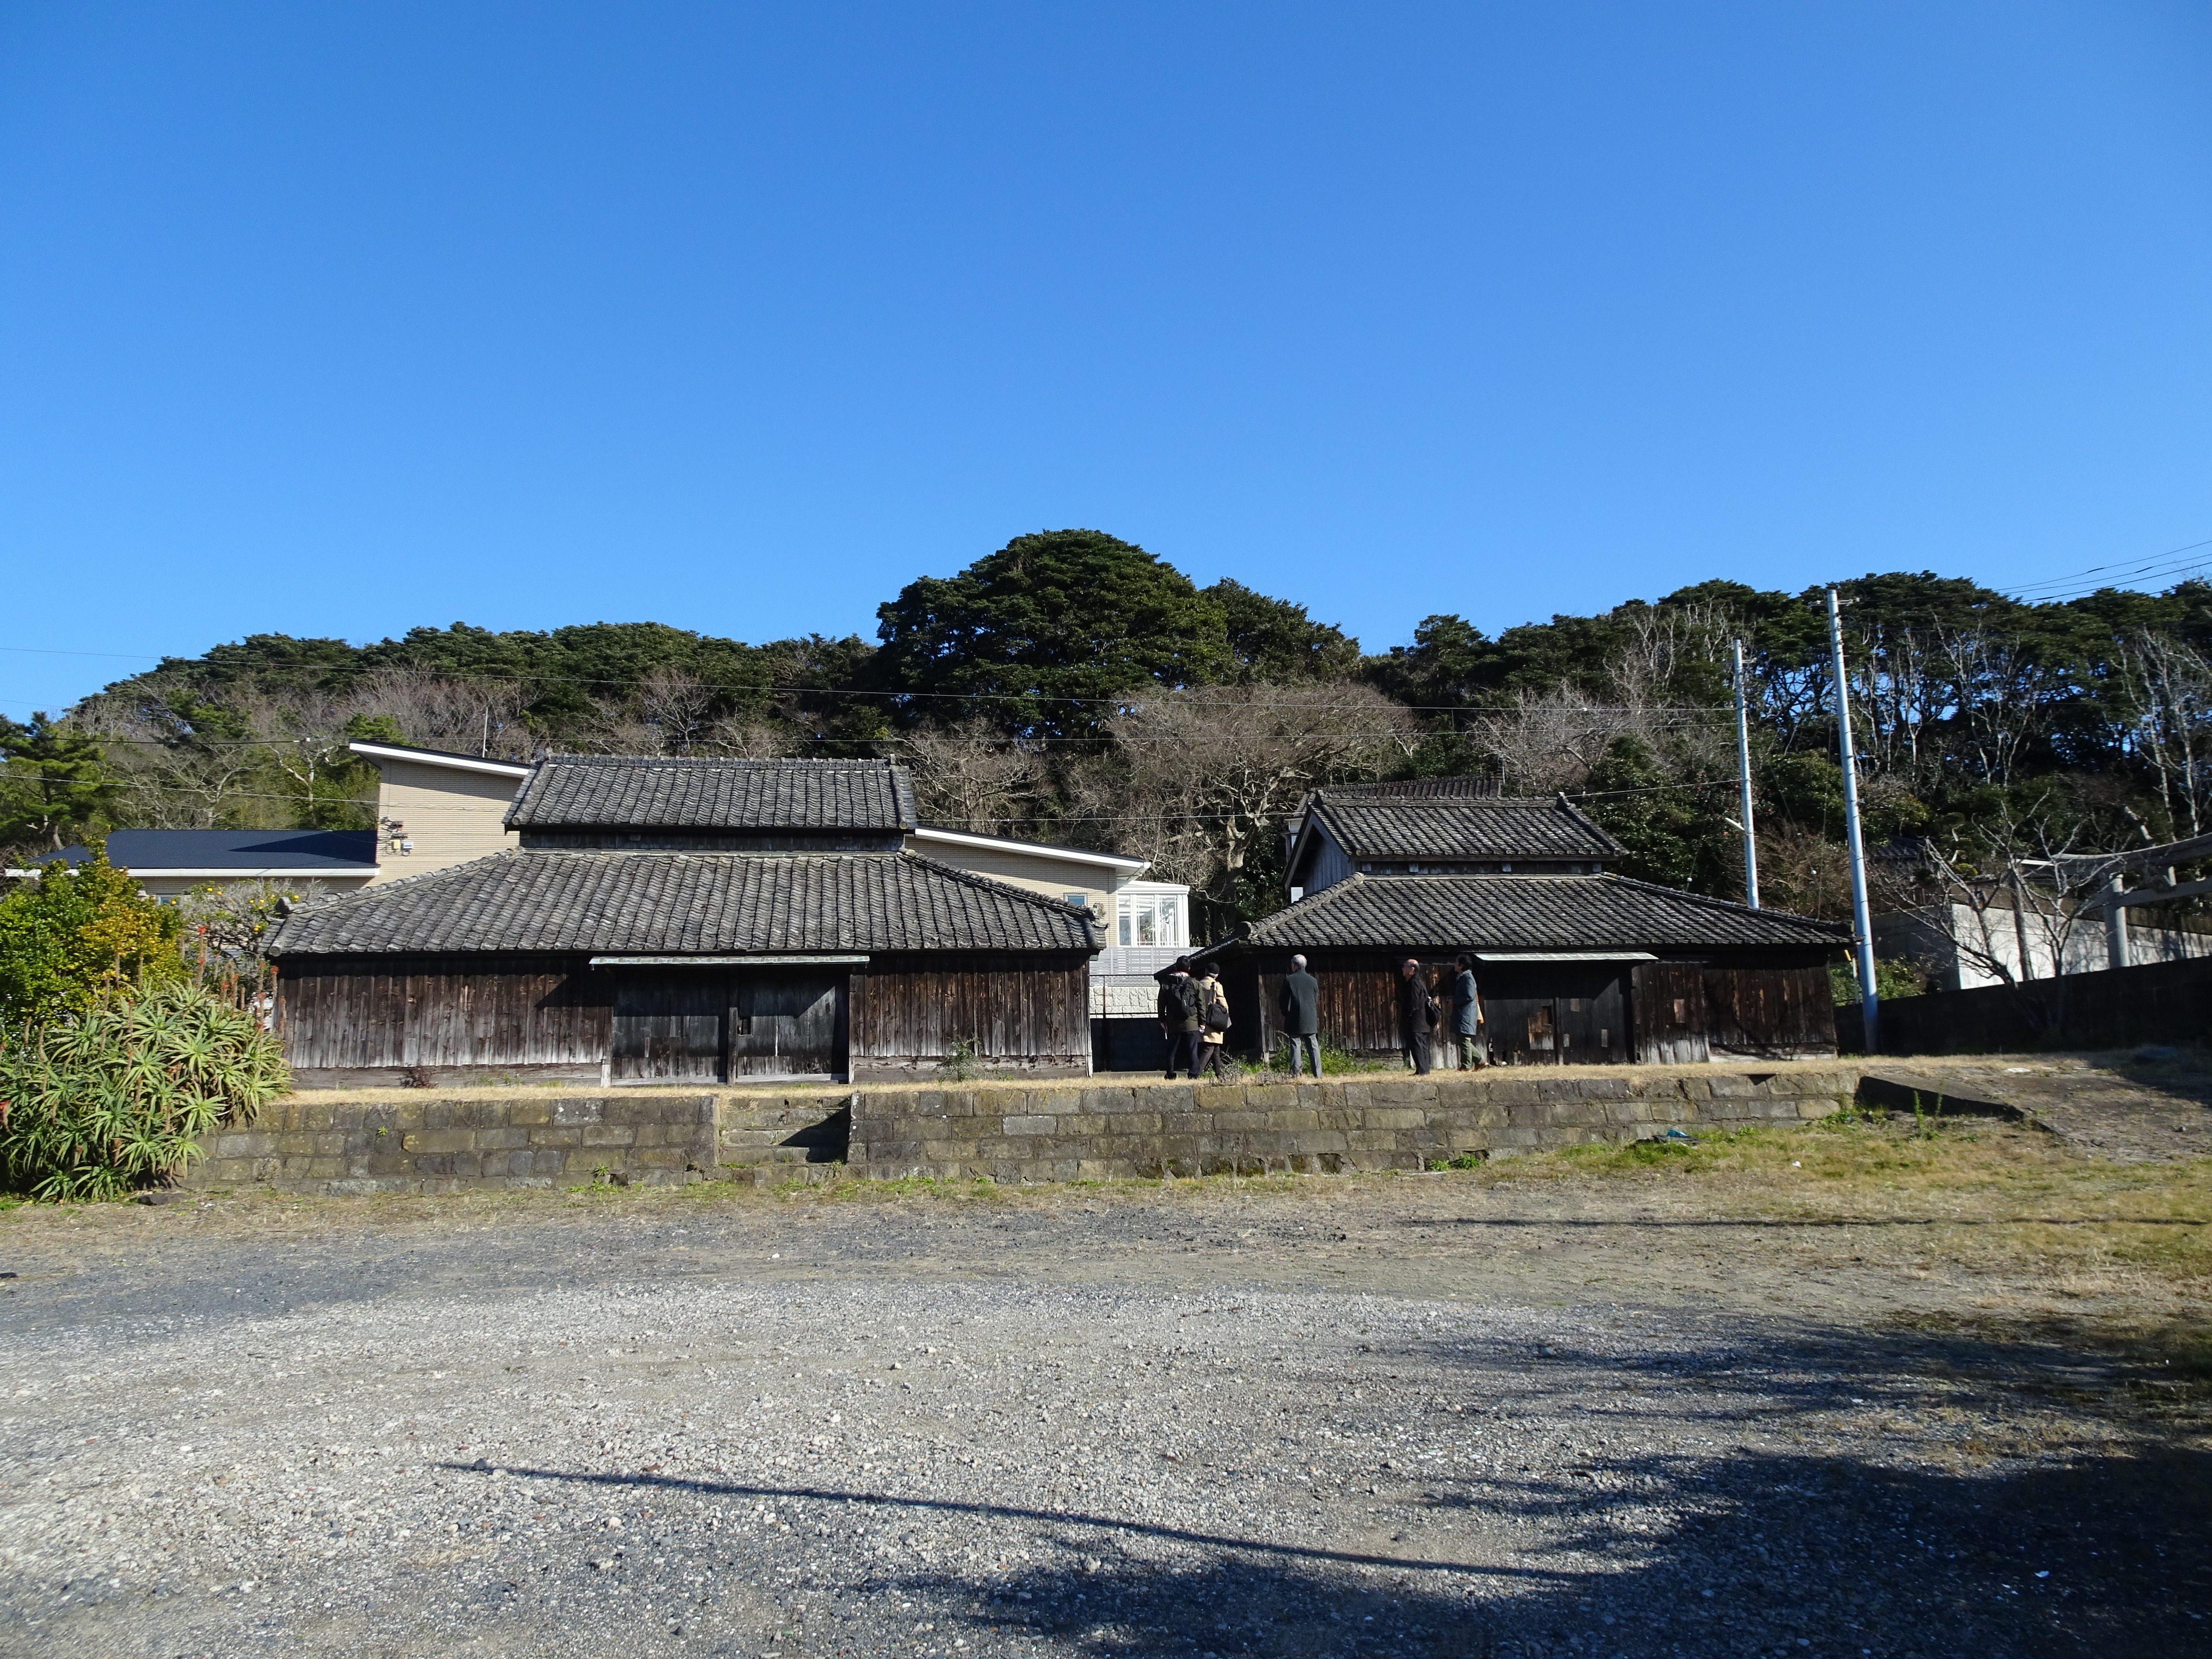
[5,529,2208,943]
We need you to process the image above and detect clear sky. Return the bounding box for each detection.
[3,3,2209,717]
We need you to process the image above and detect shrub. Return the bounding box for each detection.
[0,853,186,1023]
[0,979,290,1201]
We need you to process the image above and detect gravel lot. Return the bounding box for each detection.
[2,1176,2206,1658]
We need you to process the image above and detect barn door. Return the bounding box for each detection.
[726,971,845,1080]
[610,973,728,1082]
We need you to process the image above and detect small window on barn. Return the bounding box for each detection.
[1672,998,1688,1022]
[1064,892,1087,907]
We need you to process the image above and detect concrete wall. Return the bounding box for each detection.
[183,1069,1861,1195]
[848,1069,1860,1181]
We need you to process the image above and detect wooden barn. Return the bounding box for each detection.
[1204,780,1850,1065]
[269,756,1098,1086]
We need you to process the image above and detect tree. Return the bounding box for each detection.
[898,721,1046,836]
[0,715,118,855]
[1204,580,1362,683]
[871,530,1231,737]
[1097,681,1417,932]
[0,854,185,1023]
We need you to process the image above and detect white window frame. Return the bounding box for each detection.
[1114,881,1190,948]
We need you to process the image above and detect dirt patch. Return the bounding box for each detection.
[1865,1048,2212,1163]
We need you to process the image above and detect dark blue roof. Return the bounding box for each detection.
[28,830,379,872]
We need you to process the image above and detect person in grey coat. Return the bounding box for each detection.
[1451,953,1486,1069]
[1279,954,1322,1078]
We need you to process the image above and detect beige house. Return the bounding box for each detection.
[348,741,533,880]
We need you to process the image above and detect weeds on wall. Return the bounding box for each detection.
[0,976,290,1201]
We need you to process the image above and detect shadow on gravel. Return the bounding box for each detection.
[467,1437,2212,1658]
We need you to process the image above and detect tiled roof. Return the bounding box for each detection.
[269,851,1093,956]
[1232,873,1846,951]
[1309,777,1501,800]
[1308,793,1625,861]
[506,756,917,833]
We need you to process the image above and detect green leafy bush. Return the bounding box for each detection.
[0,853,185,1023]
[0,979,290,1201]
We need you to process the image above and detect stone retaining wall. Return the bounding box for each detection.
[848,1069,1862,1181]
[183,1095,722,1195]
[183,1068,1862,1195]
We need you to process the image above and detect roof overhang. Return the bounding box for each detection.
[7,865,377,880]
[588,953,871,967]
[909,826,1148,872]
[1473,950,1658,962]
[349,740,533,780]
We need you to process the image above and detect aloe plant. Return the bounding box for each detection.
[0,978,290,1202]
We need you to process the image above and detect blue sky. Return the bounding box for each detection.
[3,2,2209,716]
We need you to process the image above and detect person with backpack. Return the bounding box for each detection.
[1398,957,1438,1075]
[1196,965,1233,1081]
[1451,953,1486,1069]
[1157,961,1205,1079]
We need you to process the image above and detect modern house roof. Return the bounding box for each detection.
[269,851,1096,957]
[10,829,380,877]
[506,755,918,834]
[908,825,1150,872]
[1215,873,1846,953]
[1298,792,1626,865]
[347,740,534,780]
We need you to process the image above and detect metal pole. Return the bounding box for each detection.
[2104,871,2131,970]
[1731,638,1760,909]
[1827,590,1879,1053]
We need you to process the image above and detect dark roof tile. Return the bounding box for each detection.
[1309,794,1625,861]
[1235,873,1846,951]
[269,850,1092,956]
[506,756,917,833]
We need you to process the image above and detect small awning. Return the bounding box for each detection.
[588,954,871,967]
[1472,950,1657,963]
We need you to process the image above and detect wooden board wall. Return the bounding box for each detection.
[277,956,612,1071]
[851,956,1090,1071]
[283,951,1094,1080]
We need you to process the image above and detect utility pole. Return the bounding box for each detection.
[1731,638,1760,909]
[1828,590,1879,1054]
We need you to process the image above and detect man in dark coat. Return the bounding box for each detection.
[1158,962,1204,1080]
[1398,957,1436,1076]
[1279,953,1322,1077]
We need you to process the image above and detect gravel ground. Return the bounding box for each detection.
[2,1181,2207,1659]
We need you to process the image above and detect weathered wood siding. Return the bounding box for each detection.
[1697,960,1835,1059]
[850,955,1090,1079]
[1230,949,1835,1066]
[1631,961,1712,1064]
[278,955,612,1073]
[283,951,1093,1085]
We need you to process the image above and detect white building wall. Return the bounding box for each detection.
[1875,902,2212,990]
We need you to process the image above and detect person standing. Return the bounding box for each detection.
[1279,954,1322,1078]
[1451,953,1486,1069]
[1197,965,1233,1081]
[1397,957,1437,1076]
[1158,961,1204,1079]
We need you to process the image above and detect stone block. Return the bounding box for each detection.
[507,1101,553,1126]
[552,1099,606,1126]
[579,1124,635,1148]
[1003,1115,1058,1137]
[531,1125,585,1148]
[474,1125,528,1151]
[403,1129,474,1155]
